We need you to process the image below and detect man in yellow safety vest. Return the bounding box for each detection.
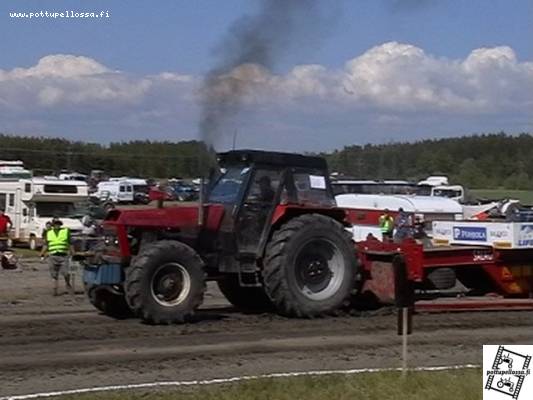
[40,217,74,296]
[379,209,394,242]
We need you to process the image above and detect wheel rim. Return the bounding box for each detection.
[294,238,345,301]
[150,262,191,307]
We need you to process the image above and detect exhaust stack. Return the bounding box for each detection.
[197,177,205,227]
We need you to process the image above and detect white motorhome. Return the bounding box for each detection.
[332,176,466,203]
[0,160,32,181]
[0,178,88,249]
[95,178,149,204]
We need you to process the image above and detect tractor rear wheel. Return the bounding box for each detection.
[217,275,273,313]
[85,284,132,319]
[125,240,205,324]
[262,214,357,317]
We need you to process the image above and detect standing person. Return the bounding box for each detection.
[0,208,13,252]
[40,217,74,296]
[394,207,414,242]
[378,209,394,242]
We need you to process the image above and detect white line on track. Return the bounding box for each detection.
[1,364,480,400]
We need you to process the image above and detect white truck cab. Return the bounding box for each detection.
[418,176,465,203]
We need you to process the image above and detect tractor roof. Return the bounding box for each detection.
[217,150,327,170]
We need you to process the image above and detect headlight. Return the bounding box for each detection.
[104,236,119,246]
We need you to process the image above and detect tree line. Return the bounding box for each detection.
[0,132,532,189]
[323,133,533,190]
[0,134,214,178]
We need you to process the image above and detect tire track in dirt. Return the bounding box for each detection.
[1,267,532,398]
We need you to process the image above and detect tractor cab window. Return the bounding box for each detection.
[236,169,281,253]
[208,166,250,204]
[293,172,335,207]
[245,170,280,204]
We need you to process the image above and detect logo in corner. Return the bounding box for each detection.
[484,345,532,399]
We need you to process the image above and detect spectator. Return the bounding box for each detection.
[0,208,13,252]
[40,217,74,296]
[394,207,414,242]
[378,209,394,242]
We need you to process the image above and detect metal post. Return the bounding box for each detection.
[394,255,414,378]
[232,129,238,150]
[402,307,408,377]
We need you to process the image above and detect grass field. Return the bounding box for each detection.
[56,368,481,400]
[470,189,533,204]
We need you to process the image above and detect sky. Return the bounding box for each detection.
[0,0,532,152]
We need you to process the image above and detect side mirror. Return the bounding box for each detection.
[22,209,28,217]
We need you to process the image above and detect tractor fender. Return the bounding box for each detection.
[270,205,347,229]
[255,205,349,260]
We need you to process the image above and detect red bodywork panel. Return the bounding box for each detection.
[104,204,226,258]
[107,205,201,229]
[357,237,533,304]
[271,204,348,226]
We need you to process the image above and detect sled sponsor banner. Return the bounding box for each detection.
[432,221,533,249]
[453,226,487,241]
[484,345,532,399]
[517,225,533,247]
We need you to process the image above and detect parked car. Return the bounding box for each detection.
[171,183,199,201]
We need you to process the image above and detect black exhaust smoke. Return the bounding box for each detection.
[199,0,328,148]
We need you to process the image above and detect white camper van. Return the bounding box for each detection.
[0,160,32,181]
[95,178,149,205]
[0,178,88,249]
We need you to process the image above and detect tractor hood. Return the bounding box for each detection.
[105,204,225,231]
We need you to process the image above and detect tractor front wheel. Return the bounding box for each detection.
[125,240,205,324]
[263,214,357,317]
[85,284,132,319]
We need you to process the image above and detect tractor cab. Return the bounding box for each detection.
[203,150,340,275]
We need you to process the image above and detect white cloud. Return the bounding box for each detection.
[0,43,531,150]
[337,42,533,113]
[0,55,110,80]
[0,54,194,107]
[1,44,531,111]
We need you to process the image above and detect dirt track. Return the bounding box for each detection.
[1,260,532,398]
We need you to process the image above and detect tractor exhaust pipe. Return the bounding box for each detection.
[198,176,205,227]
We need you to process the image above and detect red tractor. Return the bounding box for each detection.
[83,150,358,323]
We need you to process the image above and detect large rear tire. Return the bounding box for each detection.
[217,275,273,313]
[85,284,132,319]
[125,240,206,324]
[262,214,357,317]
